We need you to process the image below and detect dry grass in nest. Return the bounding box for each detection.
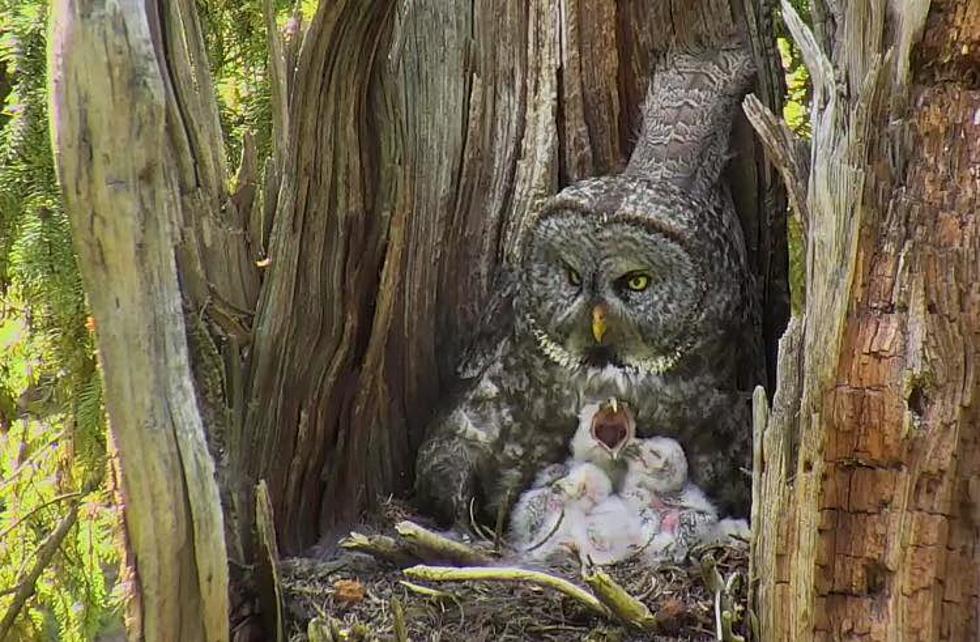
[277,502,751,642]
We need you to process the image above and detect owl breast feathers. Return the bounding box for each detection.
[414,42,761,529]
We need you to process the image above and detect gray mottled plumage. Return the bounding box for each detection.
[415,42,760,529]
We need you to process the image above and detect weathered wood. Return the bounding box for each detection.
[750,1,979,640]
[255,481,285,642]
[241,0,789,555]
[403,564,612,618]
[339,532,417,567]
[394,520,493,566]
[48,2,230,640]
[742,94,810,228]
[582,566,658,632]
[48,1,792,637]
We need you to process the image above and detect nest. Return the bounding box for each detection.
[276,501,751,642]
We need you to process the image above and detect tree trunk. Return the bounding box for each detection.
[49,2,233,640]
[749,1,979,640]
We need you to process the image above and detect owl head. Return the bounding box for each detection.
[519,176,725,374]
[571,398,636,464]
[555,462,613,508]
[624,436,689,496]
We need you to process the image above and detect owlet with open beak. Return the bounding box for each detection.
[571,398,636,488]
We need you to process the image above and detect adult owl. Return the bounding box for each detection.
[415,43,761,529]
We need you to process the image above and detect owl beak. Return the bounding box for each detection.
[591,304,608,343]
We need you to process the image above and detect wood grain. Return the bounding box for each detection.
[750,1,978,639]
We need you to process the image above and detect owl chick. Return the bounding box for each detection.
[579,491,648,565]
[507,462,571,549]
[571,398,636,488]
[622,436,719,562]
[511,400,636,561]
[510,461,613,561]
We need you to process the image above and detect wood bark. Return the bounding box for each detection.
[749,1,980,640]
[49,2,232,640]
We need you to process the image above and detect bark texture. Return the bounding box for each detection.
[749,1,979,640]
[49,1,233,640]
[244,0,789,555]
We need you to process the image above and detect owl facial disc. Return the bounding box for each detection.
[521,203,702,375]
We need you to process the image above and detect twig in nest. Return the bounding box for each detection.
[390,597,408,642]
[398,580,456,601]
[721,572,746,642]
[395,520,492,566]
[468,497,495,542]
[0,502,79,638]
[701,554,746,642]
[493,485,517,551]
[348,621,373,641]
[339,531,416,567]
[524,508,565,553]
[581,565,658,632]
[256,480,285,642]
[722,610,746,642]
[700,555,725,641]
[714,584,723,641]
[307,616,338,642]
[403,564,612,618]
[309,614,374,642]
[634,575,660,602]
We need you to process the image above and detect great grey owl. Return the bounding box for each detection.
[415,43,761,530]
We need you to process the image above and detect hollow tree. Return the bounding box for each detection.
[47,0,794,639]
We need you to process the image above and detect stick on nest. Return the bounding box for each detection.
[277,506,751,642]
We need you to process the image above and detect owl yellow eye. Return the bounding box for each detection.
[566,267,582,287]
[625,272,651,291]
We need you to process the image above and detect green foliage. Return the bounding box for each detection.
[197,0,319,163]
[197,0,298,164]
[0,0,812,639]
[198,0,272,162]
[775,0,813,314]
[0,1,118,638]
[0,0,107,473]
[777,37,812,139]
[0,311,124,641]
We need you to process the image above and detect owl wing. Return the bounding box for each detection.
[454,264,518,381]
[414,412,490,527]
